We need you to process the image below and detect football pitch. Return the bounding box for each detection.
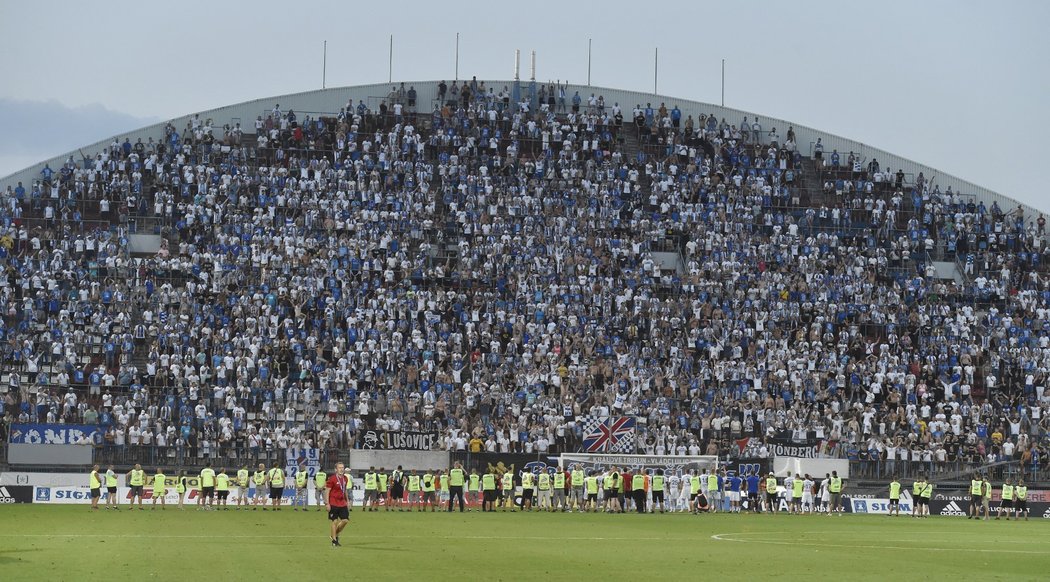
[2,506,1048,581]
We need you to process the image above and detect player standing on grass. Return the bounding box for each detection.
[89,465,101,510]
[105,465,119,510]
[253,464,268,509]
[325,462,350,548]
[802,474,815,515]
[746,471,760,514]
[128,464,146,510]
[314,468,328,512]
[151,468,167,509]
[819,474,830,513]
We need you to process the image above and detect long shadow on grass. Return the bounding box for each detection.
[0,548,42,563]
[343,542,408,552]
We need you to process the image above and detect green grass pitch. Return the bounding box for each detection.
[1,506,1048,581]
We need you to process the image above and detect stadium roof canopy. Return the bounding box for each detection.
[1,80,1037,217]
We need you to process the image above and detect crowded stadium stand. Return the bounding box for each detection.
[1,79,1047,483]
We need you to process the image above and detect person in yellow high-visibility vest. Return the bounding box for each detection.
[252,463,267,509]
[968,472,983,519]
[127,464,146,510]
[89,464,102,510]
[407,470,422,511]
[421,470,437,512]
[293,464,309,510]
[481,469,497,512]
[151,468,167,510]
[236,466,250,510]
[995,478,1014,521]
[888,475,902,517]
[199,462,216,510]
[447,462,467,512]
[1014,479,1030,521]
[268,462,285,511]
[500,469,515,512]
[215,468,231,509]
[585,471,600,512]
[314,468,328,512]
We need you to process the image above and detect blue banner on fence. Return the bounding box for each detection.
[8,424,101,445]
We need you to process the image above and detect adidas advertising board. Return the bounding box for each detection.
[0,485,34,503]
[929,498,1050,517]
[938,501,967,516]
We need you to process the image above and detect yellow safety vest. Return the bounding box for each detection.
[237,469,250,487]
[766,477,777,493]
[538,473,550,491]
[153,474,166,491]
[90,471,101,489]
[254,471,266,485]
[408,475,421,492]
[269,468,284,487]
[295,471,308,488]
[200,469,215,488]
[315,472,328,488]
[129,470,145,486]
[364,472,377,490]
[422,474,435,492]
[652,475,664,492]
[482,474,496,491]
[449,468,465,487]
[829,477,842,493]
[889,481,901,500]
[1016,486,1027,500]
[571,470,584,486]
[216,473,229,491]
[586,476,599,494]
[502,473,514,491]
[970,479,982,495]
[554,472,565,489]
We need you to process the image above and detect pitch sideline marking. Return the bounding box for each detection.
[710,531,1050,555]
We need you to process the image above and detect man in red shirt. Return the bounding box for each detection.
[324,462,351,547]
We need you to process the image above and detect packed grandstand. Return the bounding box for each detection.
[1,78,1047,484]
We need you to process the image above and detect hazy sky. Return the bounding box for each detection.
[1,1,1046,211]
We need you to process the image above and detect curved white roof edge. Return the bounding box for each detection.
[2,79,1041,217]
